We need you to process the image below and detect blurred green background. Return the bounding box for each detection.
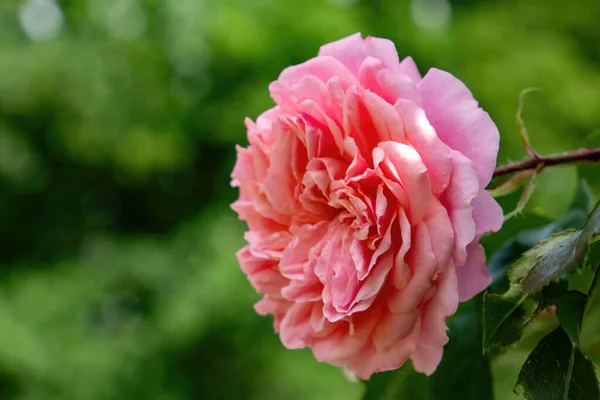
[0,0,599,399]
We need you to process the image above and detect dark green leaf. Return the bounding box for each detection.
[537,280,568,314]
[516,327,599,400]
[543,280,569,299]
[556,291,587,343]
[483,284,528,354]
[584,262,600,324]
[433,309,492,400]
[362,363,430,400]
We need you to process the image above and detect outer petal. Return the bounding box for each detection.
[472,189,504,235]
[279,302,314,349]
[455,241,492,301]
[318,33,401,76]
[399,56,422,83]
[419,68,500,187]
[349,318,421,379]
[237,247,288,296]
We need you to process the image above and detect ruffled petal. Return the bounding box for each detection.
[318,33,401,77]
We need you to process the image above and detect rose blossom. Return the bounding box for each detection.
[231,33,503,379]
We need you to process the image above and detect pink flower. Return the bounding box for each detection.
[231,33,503,379]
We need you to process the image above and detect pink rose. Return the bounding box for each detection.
[231,33,503,379]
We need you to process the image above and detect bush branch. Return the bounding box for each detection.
[493,148,600,178]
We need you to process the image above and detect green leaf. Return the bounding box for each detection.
[508,231,579,284]
[488,181,592,292]
[514,200,600,295]
[516,327,599,400]
[483,284,528,354]
[362,363,430,400]
[555,290,587,343]
[536,280,568,314]
[482,182,597,355]
[519,231,582,294]
[543,280,569,299]
[432,307,492,400]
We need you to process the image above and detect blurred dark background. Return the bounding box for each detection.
[0,0,599,398]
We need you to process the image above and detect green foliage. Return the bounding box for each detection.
[431,306,493,400]
[516,327,599,400]
[362,364,429,400]
[555,290,587,343]
[482,182,596,354]
[482,182,600,399]
[483,285,528,354]
[487,181,593,293]
[515,201,600,294]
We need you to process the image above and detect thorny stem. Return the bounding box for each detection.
[493,148,600,178]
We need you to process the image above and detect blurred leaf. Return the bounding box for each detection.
[432,308,492,400]
[504,167,540,221]
[362,363,430,400]
[490,170,533,198]
[555,290,587,343]
[516,327,599,400]
[483,284,528,354]
[529,167,578,220]
[570,180,594,216]
[584,263,600,320]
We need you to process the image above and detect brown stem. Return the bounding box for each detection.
[493,148,600,178]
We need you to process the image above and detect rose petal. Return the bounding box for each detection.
[455,241,493,301]
[318,33,401,77]
[419,68,500,186]
[472,189,504,235]
[399,56,422,83]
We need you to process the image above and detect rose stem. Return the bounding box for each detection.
[493,148,600,178]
